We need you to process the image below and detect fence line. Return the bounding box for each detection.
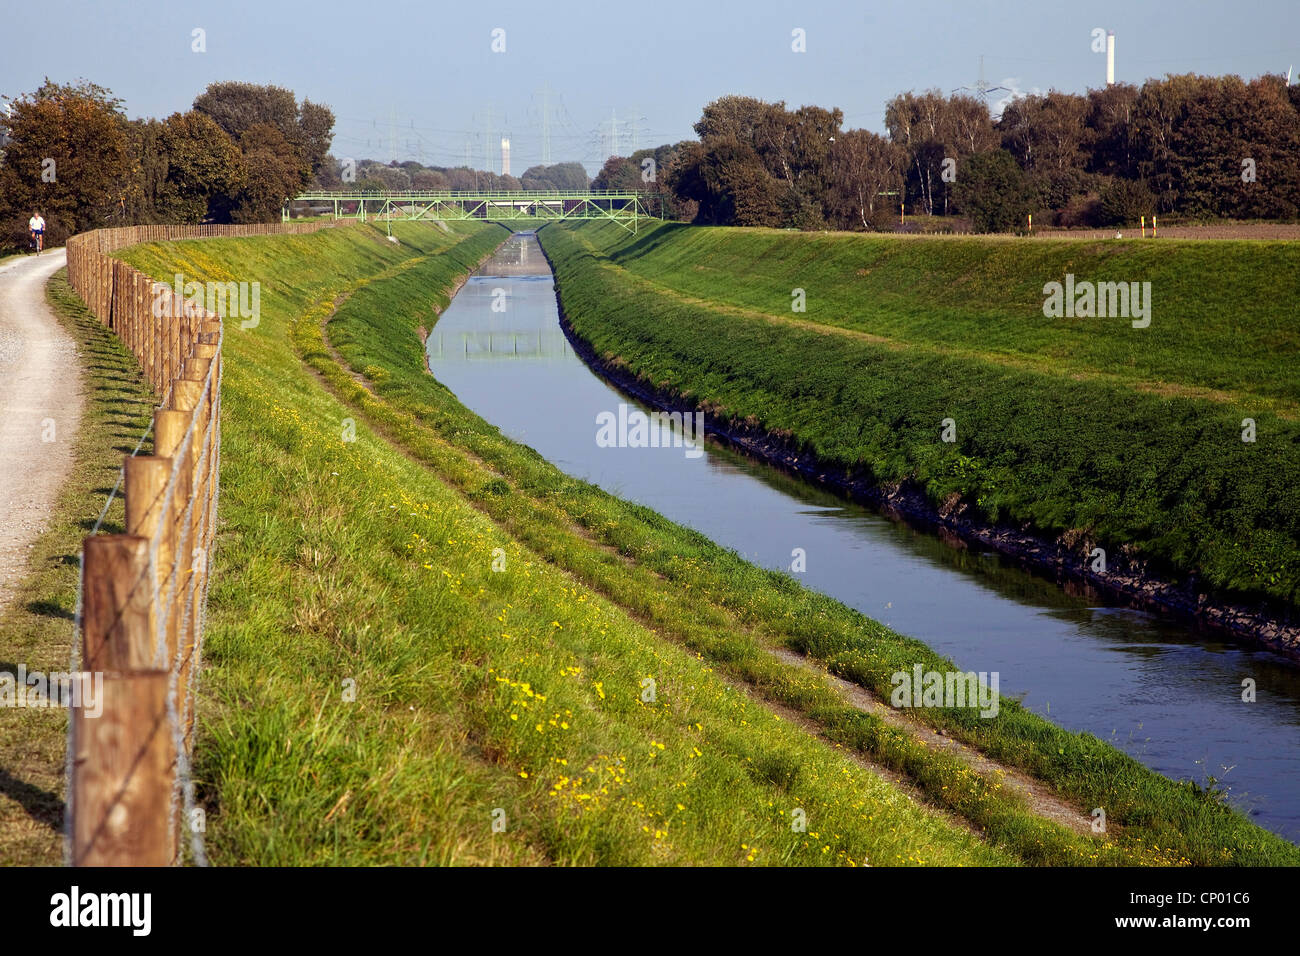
[64,219,334,865]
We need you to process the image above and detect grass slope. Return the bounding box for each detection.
[106,221,1300,865]
[114,222,1016,866]
[539,221,1300,610]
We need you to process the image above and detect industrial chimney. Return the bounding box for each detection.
[1106,31,1115,86]
[501,138,511,176]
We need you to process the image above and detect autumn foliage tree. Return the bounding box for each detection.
[193,81,334,220]
[0,79,128,245]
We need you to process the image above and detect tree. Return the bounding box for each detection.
[520,162,588,191]
[1085,83,1139,178]
[886,90,993,216]
[119,118,169,223]
[827,129,905,229]
[0,78,129,243]
[694,95,772,144]
[1165,74,1300,218]
[698,135,783,226]
[591,155,638,191]
[412,168,449,190]
[1131,74,1212,212]
[155,111,245,222]
[953,149,1034,232]
[673,96,843,227]
[229,123,309,223]
[1098,177,1156,226]
[194,82,334,180]
[194,82,298,143]
[999,91,1091,175]
[444,167,478,190]
[364,164,411,191]
[296,100,336,178]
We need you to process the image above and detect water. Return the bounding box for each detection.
[427,232,1300,842]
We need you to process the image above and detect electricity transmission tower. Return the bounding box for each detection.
[530,84,560,165]
[952,55,1009,113]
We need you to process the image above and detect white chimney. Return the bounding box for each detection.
[1106,31,1115,86]
[501,138,511,176]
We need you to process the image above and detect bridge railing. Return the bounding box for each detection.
[294,188,648,199]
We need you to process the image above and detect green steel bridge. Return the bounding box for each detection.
[285,189,661,233]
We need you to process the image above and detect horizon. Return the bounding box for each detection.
[3,0,1298,176]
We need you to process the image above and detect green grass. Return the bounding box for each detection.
[538,220,1300,610]
[0,270,158,865]
[107,221,1300,865]
[110,222,1023,866]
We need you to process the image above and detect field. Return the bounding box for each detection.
[47,220,1289,865]
[538,221,1300,612]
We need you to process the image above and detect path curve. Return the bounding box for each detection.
[0,250,81,615]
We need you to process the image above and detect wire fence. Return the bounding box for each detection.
[62,219,335,866]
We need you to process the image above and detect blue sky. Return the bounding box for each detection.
[4,0,1298,174]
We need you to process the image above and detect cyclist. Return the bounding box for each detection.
[28,211,45,255]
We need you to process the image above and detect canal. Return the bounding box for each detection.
[426,230,1300,842]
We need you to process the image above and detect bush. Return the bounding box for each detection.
[952,150,1035,233]
[1098,177,1157,226]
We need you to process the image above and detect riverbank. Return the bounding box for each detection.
[537,220,1300,659]
[105,222,1017,865]
[89,221,1298,865]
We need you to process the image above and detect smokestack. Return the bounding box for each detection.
[501,138,511,176]
[1106,31,1115,86]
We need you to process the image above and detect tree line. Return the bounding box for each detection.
[0,76,599,248]
[321,158,590,193]
[0,80,345,246]
[5,71,1297,245]
[613,74,1300,232]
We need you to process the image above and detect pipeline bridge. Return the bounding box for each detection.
[285,189,660,233]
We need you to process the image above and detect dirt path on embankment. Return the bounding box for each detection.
[0,251,81,616]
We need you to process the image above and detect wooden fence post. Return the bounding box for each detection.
[125,456,181,671]
[153,407,198,752]
[81,535,155,672]
[71,671,174,866]
[66,221,329,864]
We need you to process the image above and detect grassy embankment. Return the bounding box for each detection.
[110,221,1300,865]
[111,222,1009,866]
[0,272,158,865]
[540,221,1300,611]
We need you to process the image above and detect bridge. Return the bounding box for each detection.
[285,189,660,233]
[428,328,574,360]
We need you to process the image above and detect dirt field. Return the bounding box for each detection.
[1037,222,1300,240]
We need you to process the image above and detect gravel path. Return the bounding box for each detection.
[0,250,82,616]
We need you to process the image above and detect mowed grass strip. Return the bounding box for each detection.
[0,271,157,865]
[590,221,1300,410]
[280,222,1292,865]
[116,223,1008,866]
[540,221,1300,612]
